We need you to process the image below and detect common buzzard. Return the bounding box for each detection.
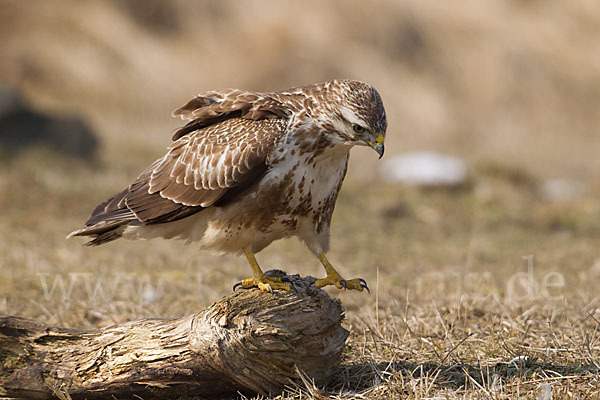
[69,79,387,293]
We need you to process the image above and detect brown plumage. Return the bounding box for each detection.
[69,79,387,291]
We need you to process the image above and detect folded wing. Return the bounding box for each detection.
[68,90,290,245]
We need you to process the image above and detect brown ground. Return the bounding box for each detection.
[1,1,599,398]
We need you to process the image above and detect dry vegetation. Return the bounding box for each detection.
[1,0,599,398]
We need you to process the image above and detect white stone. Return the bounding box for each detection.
[539,179,586,202]
[379,151,467,186]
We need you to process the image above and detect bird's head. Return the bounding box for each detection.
[327,80,387,158]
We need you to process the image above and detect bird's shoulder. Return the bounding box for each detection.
[171,88,297,141]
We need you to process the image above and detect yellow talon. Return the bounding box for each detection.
[234,249,290,292]
[235,275,290,292]
[314,252,370,293]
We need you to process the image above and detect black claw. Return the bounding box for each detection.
[340,279,347,290]
[232,281,243,291]
[358,278,370,293]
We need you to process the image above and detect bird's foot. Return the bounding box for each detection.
[314,274,370,293]
[233,272,291,293]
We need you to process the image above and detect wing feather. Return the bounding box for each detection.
[70,88,291,243]
[128,117,285,216]
[155,118,285,201]
[171,89,291,140]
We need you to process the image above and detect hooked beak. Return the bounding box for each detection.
[371,134,385,159]
[356,133,385,158]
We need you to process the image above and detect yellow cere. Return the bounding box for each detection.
[365,134,385,147]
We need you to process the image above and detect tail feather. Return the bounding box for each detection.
[67,219,131,246]
[67,187,136,245]
[82,228,126,246]
[69,158,206,246]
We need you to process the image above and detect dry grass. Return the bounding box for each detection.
[1,0,600,398]
[1,153,599,398]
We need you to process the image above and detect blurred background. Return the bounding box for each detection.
[0,0,599,327]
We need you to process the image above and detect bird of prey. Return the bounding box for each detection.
[68,79,387,293]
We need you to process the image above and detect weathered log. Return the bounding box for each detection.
[0,273,348,399]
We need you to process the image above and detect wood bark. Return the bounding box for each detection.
[0,273,348,399]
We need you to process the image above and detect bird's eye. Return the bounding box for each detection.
[352,124,365,134]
